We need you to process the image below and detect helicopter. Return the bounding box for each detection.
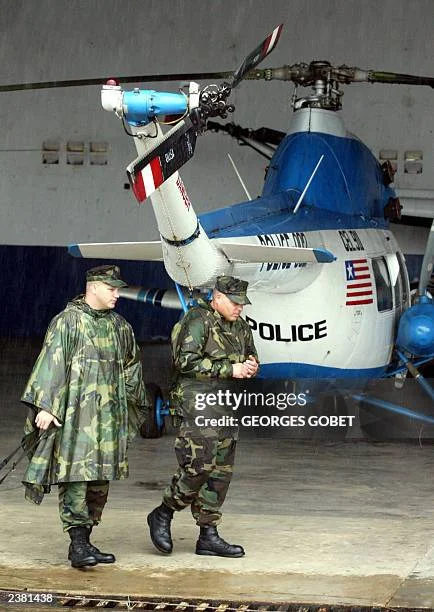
[6,25,433,434]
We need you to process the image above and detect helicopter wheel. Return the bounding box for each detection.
[140,382,165,439]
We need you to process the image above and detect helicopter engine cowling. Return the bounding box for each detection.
[396,296,434,357]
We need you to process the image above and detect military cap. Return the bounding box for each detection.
[86,265,128,288]
[215,275,251,305]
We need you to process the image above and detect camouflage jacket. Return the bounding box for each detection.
[170,298,258,433]
[21,296,149,504]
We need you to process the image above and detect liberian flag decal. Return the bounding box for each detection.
[345,259,374,306]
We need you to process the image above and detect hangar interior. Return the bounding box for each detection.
[0,0,433,609]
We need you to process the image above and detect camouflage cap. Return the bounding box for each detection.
[215,275,251,305]
[86,265,128,288]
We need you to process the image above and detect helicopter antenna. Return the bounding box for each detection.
[227,153,252,200]
[293,155,324,214]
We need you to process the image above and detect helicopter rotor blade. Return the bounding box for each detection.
[366,71,434,88]
[3,53,433,95]
[0,71,236,93]
[418,219,434,296]
[231,24,283,89]
[242,63,434,90]
[0,25,283,94]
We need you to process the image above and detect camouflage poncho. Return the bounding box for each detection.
[21,297,149,504]
[170,298,258,431]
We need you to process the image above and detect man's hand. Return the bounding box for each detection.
[35,410,61,430]
[245,355,259,377]
[232,356,259,379]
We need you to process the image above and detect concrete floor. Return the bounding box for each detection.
[0,339,434,609]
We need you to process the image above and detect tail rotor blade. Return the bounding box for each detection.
[127,115,198,203]
[232,24,283,88]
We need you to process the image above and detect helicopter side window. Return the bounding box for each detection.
[372,257,393,312]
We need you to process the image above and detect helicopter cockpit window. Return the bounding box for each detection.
[372,257,393,312]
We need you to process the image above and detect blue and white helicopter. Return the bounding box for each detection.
[64,26,434,433]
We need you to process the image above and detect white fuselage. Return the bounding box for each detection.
[232,227,408,373]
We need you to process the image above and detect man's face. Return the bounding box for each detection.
[212,291,244,321]
[91,282,120,310]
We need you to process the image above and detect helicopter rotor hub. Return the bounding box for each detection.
[291,61,343,111]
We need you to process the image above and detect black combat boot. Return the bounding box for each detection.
[85,526,116,563]
[195,526,245,558]
[147,503,174,553]
[68,526,98,568]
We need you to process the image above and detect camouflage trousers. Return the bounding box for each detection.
[163,437,237,527]
[58,480,109,532]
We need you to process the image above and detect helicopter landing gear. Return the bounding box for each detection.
[357,376,434,441]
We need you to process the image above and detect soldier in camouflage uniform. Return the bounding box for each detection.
[21,265,149,568]
[147,276,259,558]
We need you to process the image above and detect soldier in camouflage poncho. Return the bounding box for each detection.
[21,265,149,569]
[147,276,259,558]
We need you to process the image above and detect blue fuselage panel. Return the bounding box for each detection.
[199,131,393,238]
